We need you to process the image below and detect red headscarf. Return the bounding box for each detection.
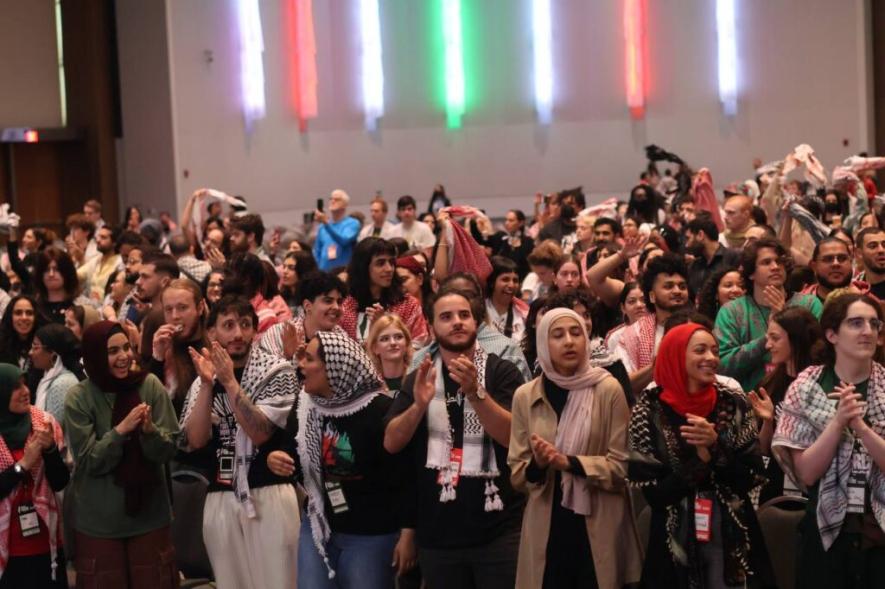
[654,322,718,418]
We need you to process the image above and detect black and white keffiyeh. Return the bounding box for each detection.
[295,331,385,579]
[426,347,503,512]
[773,363,885,550]
[179,346,297,518]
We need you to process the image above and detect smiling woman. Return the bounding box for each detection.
[628,322,775,589]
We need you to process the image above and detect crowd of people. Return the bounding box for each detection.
[1,143,885,588]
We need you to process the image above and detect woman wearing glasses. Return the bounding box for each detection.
[773,293,885,587]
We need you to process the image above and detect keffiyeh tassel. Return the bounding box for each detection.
[484,480,503,512]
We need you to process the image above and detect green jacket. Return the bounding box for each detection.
[64,373,179,538]
[714,293,822,392]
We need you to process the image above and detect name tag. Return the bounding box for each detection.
[437,448,463,488]
[325,481,349,514]
[848,471,867,514]
[217,448,235,485]
[18,503,40,537]
[694,494,713,543]
[327,244,338,260]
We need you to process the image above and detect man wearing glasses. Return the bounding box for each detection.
[714,238,823,392]
[800,237,868,303]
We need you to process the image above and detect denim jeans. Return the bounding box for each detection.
[297,517,398,589]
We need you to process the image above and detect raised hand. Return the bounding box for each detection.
[762,285,786,313]
[189,347,216,383]
[681,413,718,462]
[152,324,177,361]
[281,322,304,361]
[412,357,437,410]
[829,383,867,432]
[748,387,775,422]
[620,233,650,259]
[448,355,479,397]
[365,303,385,326]
[141,405,155,434]
[210,342,236,388]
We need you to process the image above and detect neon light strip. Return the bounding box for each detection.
[236,0,266,129]
[360,0,384,131]
[442,0,465,129]
[289,0,318,132]
[532,0,553,125]
[623,0,645,119]
[54,0,67,126]
[716,0,738,116]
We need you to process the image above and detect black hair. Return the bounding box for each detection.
[663,309,714,333]
[230,213,265,246]
[281,250,319,303]
[222,253,264,299]
[640,253,688,312]
[428,285,478,325]
[346,238,404,309]
[627,184,664,224]
[397,195,417,210]
[296,271,347,306]
[521,296,548,376]
[686,216,719,242]
[760,307,822,405]
[440,272,486,323]
[750,206,768,226]
[593,217,622,236]
[142,252,181,280]
[696,266,742,322]
[485,256,519,297]
[811,236,851,261]
[34,247,80,301]
[115,229,146,254]
[0,295,50,368]
[206,294,259,330]
[34,323,86,379]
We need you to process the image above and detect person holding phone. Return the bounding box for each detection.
[313,190,360,271]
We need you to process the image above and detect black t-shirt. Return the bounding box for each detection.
[870,280,885,301]
[195,367,290,493]
[264,393,414,535]
[385,353,526,549]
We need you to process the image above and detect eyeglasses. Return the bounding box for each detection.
[818,254,850,264]
[842,317,885,332]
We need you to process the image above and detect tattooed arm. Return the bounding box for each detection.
[221,381,275,445]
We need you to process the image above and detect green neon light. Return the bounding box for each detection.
[442,0,465,129]
[54,0,67,126]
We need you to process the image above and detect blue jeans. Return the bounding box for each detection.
[297,517,398,589]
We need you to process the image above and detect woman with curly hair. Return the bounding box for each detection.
[696,267,745,322]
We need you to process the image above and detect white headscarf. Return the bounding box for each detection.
[536,308,609,515]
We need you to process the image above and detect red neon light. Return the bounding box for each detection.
[285,0,318,133]
[24,130,39,143]
[624,0,646,119]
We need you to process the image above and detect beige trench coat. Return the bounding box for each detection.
[508,375,643,589]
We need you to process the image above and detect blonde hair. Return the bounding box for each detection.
[365,313,412,376]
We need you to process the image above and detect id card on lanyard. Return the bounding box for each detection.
[17,502,40,537]
[695,492,713,543]
[217,448,235,485]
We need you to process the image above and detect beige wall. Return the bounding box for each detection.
[0,0,62,128]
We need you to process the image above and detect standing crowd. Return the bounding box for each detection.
[1,144,885,588]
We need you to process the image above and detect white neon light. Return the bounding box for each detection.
[237,0,267,128]
[716,0,738,116]
[532,0,553,125]
[54,0,67,126]
[360,0,384,131]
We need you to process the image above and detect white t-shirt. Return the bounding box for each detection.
[389,221,435,250]
[485,300,527,345]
